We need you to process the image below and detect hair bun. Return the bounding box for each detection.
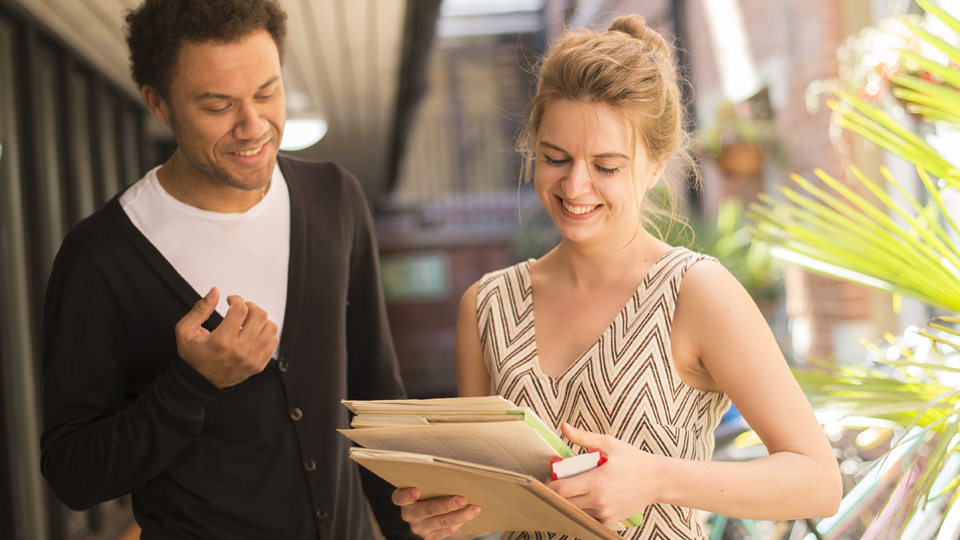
[608,14,669,55]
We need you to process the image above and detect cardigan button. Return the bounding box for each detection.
[315,507,327,520]
[278,358,289,373]
[304,458,317,471]
[290,407,303,421]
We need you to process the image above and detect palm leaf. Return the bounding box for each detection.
[916,0,960,38]
[751,2,960,532]
[747,167,960,312]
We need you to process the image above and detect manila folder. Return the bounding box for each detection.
[350,448,622,540]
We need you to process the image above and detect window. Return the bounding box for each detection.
[98,91,121,199]
[0,17,48,540]
[0,6,150,538]
[121,106,141,185]
[67,69,96,223]
[35,46,66,275]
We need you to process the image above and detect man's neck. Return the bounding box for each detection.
[157,154,271,213]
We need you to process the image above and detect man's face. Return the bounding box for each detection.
[161,30,286,191]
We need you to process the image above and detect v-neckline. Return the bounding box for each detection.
[526,246,684,381]
[109,156,305,363]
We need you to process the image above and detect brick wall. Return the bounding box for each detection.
[684,0,880,358]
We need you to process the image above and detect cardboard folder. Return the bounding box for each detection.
[350,447,623,540]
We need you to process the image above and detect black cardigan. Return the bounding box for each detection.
[40,157,416,540]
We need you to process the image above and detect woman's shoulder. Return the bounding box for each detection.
[660,244,716,265]
[673,250,749,318]
[463,261,534,316]
[477,260,532,290]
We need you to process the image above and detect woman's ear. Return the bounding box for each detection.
[645,157,668,190]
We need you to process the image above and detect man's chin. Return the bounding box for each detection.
[213,161,275,191]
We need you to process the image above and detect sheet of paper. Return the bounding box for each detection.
[349,448,624,540]
[341,421,560,480]
[342,396,515,414]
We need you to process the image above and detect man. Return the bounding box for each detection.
[39,1,415,538]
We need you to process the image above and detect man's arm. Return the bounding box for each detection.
[40,238,278,510]
[40,242,223,509]
[342,174,418,540]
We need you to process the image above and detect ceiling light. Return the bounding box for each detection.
[280,119,328,151]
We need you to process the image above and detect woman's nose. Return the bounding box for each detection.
[562,161,594,199]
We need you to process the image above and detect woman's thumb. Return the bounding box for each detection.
[561,422,604,450]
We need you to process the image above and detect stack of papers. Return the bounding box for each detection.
[340,396,642,537]
[341,396,574,481]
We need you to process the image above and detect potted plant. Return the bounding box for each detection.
[701,95,784,175]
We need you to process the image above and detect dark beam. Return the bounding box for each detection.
[383,0,443,200]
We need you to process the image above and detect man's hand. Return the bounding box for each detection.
[392,487,481,540]
[175,287,280,388]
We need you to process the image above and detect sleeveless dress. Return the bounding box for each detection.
[476,247,731,540]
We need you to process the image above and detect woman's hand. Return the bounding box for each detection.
[546,423,666,525]
[392,487,482,540]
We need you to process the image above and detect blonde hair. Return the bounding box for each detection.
[517,14,696,237]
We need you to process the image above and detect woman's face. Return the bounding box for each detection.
[534,99,664,246]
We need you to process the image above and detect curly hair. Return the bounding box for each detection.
[124,0,288,99]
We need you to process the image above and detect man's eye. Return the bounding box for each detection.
[256,92,275,100]
[207,105,229,113]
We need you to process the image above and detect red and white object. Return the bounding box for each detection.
[550,449,607,481]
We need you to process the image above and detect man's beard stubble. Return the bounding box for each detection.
[167,106,274,192]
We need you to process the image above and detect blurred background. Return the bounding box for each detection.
[1,0,958,538]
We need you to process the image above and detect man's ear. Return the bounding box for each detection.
[142,85,170,124]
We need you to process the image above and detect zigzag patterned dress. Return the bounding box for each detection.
[476,247,731,540]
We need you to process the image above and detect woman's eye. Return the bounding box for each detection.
[595,165,620,175]
[542,155,568,165]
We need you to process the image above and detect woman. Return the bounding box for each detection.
[393,13,842,540]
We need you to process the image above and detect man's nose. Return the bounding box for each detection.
[233,101,269,141]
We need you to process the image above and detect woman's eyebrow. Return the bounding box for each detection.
[540,141,627,160]
[539,141,568,153]
[592,152,629,159]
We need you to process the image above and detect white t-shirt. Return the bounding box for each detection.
[120,164,290,351]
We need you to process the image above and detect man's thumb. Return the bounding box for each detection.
[183,287,219,327]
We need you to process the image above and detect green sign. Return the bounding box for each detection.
[381,252,450,302]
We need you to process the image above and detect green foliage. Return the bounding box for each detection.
[663,199,782,303]
[700,99,784,162]
[749,0,960,534]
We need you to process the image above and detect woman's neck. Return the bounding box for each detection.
[542,229,669,289]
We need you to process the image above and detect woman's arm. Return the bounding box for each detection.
[549,260,842,523]
[666,260,841,517]
[393,282,490,539]
[456,281,491,398]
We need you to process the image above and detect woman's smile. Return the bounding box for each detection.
[558,195,603,217]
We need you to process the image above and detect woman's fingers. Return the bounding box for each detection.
[392,487,421,506]
[392,490,482,540]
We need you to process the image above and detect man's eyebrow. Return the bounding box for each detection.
[540,141,628,159]
[193,76,280,101]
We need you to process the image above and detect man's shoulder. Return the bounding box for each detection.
[57,201,129,262]
[278,155,361,195]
